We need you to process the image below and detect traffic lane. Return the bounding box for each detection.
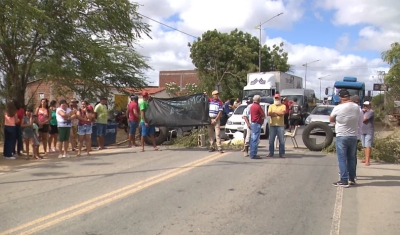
[34,151,339,235]
[0,148,224,233]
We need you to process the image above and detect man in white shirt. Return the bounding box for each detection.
[330,89,360,187]
[242,98,253,157]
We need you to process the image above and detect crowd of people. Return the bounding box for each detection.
[206,89,375,187]
[3,91,161,160]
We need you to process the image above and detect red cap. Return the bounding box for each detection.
[274,94,280,98]
[142,91,149,97]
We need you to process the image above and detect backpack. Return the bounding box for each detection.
[290,104,301,119]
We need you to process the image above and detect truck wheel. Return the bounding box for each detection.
[138,126,168,146]
[302,122,334,151]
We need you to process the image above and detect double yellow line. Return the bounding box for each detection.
[1,152,229,235]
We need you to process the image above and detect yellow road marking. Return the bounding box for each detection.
[0,152,228,235]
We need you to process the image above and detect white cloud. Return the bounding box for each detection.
[314,12,323,21]
[317,0,400,51]
[134,0,392,99]
[335,34,349,51]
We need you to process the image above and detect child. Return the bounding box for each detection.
[22,109,35,159]
[32,115,42,159]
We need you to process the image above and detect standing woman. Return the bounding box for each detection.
[35,98,50,155]
[13,99,25,156]
[76,101,94,156]
[48,100,59,153]
[3,101,20,159]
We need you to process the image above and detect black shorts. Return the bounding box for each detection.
[290,119,300,126]
[49,125,58,134]
[39,124,49,133]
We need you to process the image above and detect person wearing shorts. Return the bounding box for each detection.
[56,100,75,158]
[139,91,159,152]
[36,98,50,155]
[76,101,93,156]
[288,97,302,132]
[94,98,108,150]
[48,100,59,153]
[361,101,374,166]
[126,95,140,147]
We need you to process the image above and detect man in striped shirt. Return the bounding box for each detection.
[207,90,224,153]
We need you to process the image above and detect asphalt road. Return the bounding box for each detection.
[0,143,386,235]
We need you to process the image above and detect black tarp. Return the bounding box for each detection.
[146,93,210,127]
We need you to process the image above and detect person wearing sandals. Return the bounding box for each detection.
[22,108,39,159]
[48,100,59,153]
[13,99,25,157]
[94,97,108,150]
[3,101,20,159]
[32,115,42,159]
[76,101,94,156]
[127,95,140,148]
[139,91,159,152]
[56,100,76,158]
[35,98,50,155]
[361,101,374,166]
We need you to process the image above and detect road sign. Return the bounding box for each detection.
[373,83,388,91]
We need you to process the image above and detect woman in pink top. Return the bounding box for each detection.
[35,98,50,155]
[3,101,20,159]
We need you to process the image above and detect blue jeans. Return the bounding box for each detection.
[336,136,357,182]
[96,123,107,136]
[269,126,285,156]
[15,125,23,154]
[129,121,138,135]
[249,123,261,158]
[3,126,17,157]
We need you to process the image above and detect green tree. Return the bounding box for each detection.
[382,42,400,99]
[165,82,203,97]
[0,0,150,107]
[188,29,290,100]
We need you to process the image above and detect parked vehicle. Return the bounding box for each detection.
[280,88,317,123]
[304,105,335,134]
[113,109,128,133]
[225,103,271,139]
[242,71,303,104]
[325,77,366,107]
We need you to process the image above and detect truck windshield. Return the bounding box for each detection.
[243,89,272,98]
[281,95,303,104]
[334,88,360,97]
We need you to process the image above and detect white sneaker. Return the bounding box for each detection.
[5,156,16,160]
[58,154,64,159]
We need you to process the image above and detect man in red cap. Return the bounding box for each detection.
[267,93,287,158]
[139,91,159,152]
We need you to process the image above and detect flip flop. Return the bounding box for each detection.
[140,149,145,152]
[154,147,161,151]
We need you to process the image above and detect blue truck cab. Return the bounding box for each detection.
[327,77,365,107]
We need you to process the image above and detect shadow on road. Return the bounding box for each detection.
[354,175,400,187]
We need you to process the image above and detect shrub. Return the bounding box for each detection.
[357,131,400,163]
[323,131,400,163]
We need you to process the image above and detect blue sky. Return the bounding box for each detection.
[137,0,399,96]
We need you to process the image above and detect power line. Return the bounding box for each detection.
[138,13,198,39]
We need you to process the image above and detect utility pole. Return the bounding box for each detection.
[302,59,320,89]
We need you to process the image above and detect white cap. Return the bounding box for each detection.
[363,101,370,105]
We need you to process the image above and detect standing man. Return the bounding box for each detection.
[283,97,290,129]
[242,97,253,157]
[249,95,265,159]
[288,97,302,132]
[207,90,224,153]
[126,95,140,148]
[330,89,360,187]
[361,101,374,166]
[94,97,108,150]
[139,91,159,152]
[267,94,287,158]
[351,95,364,177]
[56,100,76,158]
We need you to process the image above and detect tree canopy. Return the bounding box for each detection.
[0,0,151,106]
[188,29,290,99]
[382,42,400,97]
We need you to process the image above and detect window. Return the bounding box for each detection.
[311,106,334,116]
[234,105,247,115]
[39,93,44,99]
